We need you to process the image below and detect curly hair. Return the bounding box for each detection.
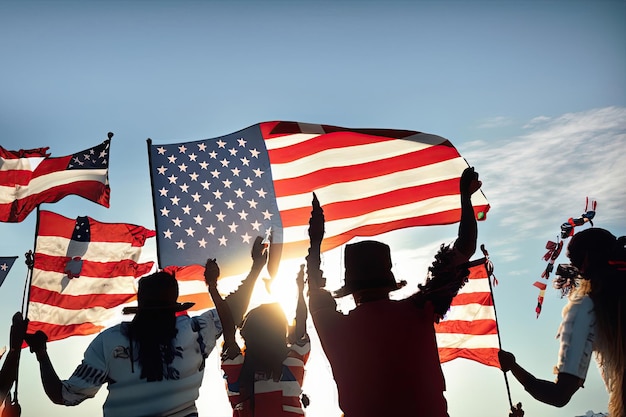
[418,244,470,321]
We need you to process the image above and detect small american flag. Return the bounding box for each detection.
[0,139,111,222]
[27,210,155,342]
[0,256,18,288]
[435,257,500,368]
[148,121,490,286]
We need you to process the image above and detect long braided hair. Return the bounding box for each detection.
[567,228,626,417]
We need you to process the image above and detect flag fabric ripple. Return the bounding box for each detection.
[148,121,490,284]
[26,210,156,342]
[435,258,500,368]
[0,139,111,222]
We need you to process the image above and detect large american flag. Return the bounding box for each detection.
[148,121,490,284]
[0,139,111,222]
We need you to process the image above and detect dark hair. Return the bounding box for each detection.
[419,244,470,320]
[567,228,626,416]
[238,303,289,407]
[128,309,178,382]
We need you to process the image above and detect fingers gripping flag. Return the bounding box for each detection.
[27,210,156,342]
[148,121,490,291]
[0,139,111,222]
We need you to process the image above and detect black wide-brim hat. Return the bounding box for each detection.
[122,271,195,315]
[333,240,406,298]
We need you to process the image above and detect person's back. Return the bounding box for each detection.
[306,167,481,417]
[312,295,446,416]
[69,312,219,416]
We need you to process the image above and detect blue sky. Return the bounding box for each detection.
[1,1,625,416]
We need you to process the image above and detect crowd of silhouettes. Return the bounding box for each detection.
[1,166,624,417]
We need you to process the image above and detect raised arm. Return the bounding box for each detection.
[25,330,64,404]
[205,259,240,359]
[306,193,340,319]
[453,166,481,261]
[223,236,267,327]
[306,193,325,290]
[0,312,27,404]
[414,167,482,317]
[289,264,308,344]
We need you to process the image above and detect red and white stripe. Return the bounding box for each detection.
[435,260,500,368]
[0,145,109,222]
[260,121,490,258]
[27,210,155,342]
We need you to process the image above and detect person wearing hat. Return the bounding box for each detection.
[306,166,482,417]
[23,236,269,417]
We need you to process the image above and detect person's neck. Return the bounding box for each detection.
[355,291,390,304]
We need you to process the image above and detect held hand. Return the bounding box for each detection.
[498,349,516,372]
[204,258,220,287]
[251,236,269,266]
[24,330,48,354]
[9,311,28,351]
[308,193,325,243]
[460,167,481,197]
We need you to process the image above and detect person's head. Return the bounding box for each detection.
[123,271,195,381]
[124,271,195,315]
[240,303,288,354]
[334,240,406,302]
[566,228,624,277]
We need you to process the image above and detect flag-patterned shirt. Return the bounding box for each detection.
[59,310,221,417]
[221,341,310,417]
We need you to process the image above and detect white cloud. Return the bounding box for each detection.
[464,106,626,243]
[475,116,513,129]
[523,115,551,128]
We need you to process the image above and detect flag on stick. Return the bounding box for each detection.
[26,210,156,342]
[148,121,490,283]
[0,256,18,288]
[0,138,111,222]
[435,257,500,368]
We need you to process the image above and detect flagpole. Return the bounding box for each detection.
[480,244,514,411]
[21,206,40,318]
[146,138,162,270]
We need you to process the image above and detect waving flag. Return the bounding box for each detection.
[26,210,156,342]
[0,138,111,222]
[148,121,490,285]
[435,257,500,367]
[0,256,18,288]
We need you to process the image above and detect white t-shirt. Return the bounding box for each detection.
[61,310,222,417]
[554,294,596,380]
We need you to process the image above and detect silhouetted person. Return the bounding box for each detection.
[206,259,310,416]
[306,167,482,417]
[24,237,268,417]
[499,228,626,416]
[0,312,27,416]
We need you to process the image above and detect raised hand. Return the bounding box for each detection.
[204,258,220,287]
[251,236,268,267]
[460,166,481,197]
[24,330,48,354]
[9,312,28,351]
[308,193,325,243]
